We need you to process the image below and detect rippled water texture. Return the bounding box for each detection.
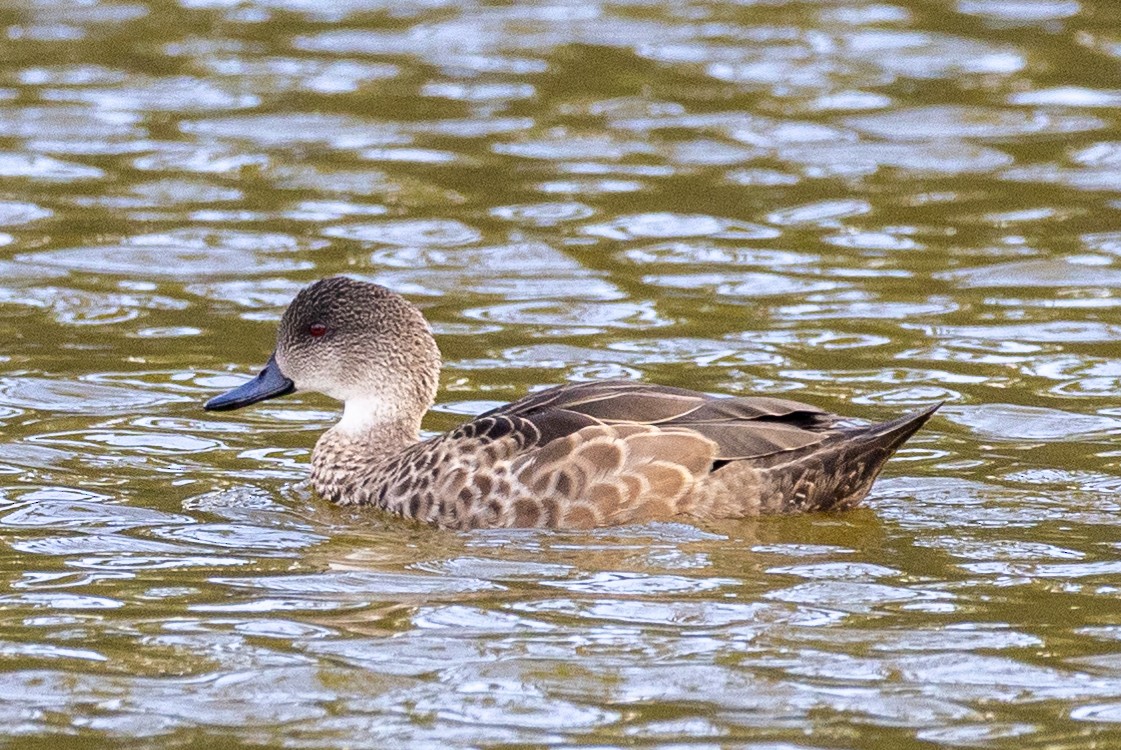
[2,0,1121,746]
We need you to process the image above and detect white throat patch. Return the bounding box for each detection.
[336,396,399,435]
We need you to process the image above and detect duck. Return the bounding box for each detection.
[204,276,939,530]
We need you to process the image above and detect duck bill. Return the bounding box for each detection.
[204,354,295,411]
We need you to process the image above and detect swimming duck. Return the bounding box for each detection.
[204,276,938,530]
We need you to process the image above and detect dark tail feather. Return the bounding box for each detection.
[759,402,941,513]
[853,401,942,459]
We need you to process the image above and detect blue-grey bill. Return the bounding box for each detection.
[204,354,295,411]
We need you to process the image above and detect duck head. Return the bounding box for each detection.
[204,277,441,433]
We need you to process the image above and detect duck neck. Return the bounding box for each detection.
[310,397,424,502]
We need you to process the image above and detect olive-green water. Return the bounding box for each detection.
[2,0,1121,747]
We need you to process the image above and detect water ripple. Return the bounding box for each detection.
[181,113,408,148]
[19,230,321,278]
[584,212,780,241]
[0,152,104,181]
[845,105,1104,140]
[944,404,1121,440]
[2,500,191,530]
[462,299,672,333]
[214,571,503,597]
[0,377,189,414]
[324,219,481,246]
[41,76,259,112]
[153,524,323,552]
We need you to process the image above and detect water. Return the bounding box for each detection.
[2,0,1121,746]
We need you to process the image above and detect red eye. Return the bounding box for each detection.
[309,323,328,338]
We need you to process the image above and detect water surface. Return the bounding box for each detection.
[2,0,1121,747]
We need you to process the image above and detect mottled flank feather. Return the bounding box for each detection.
[205,277,940,531]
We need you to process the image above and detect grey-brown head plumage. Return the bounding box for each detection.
[274,276,441,425]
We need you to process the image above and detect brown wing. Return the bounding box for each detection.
[476,380,843,462]
[434,381,851,529]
